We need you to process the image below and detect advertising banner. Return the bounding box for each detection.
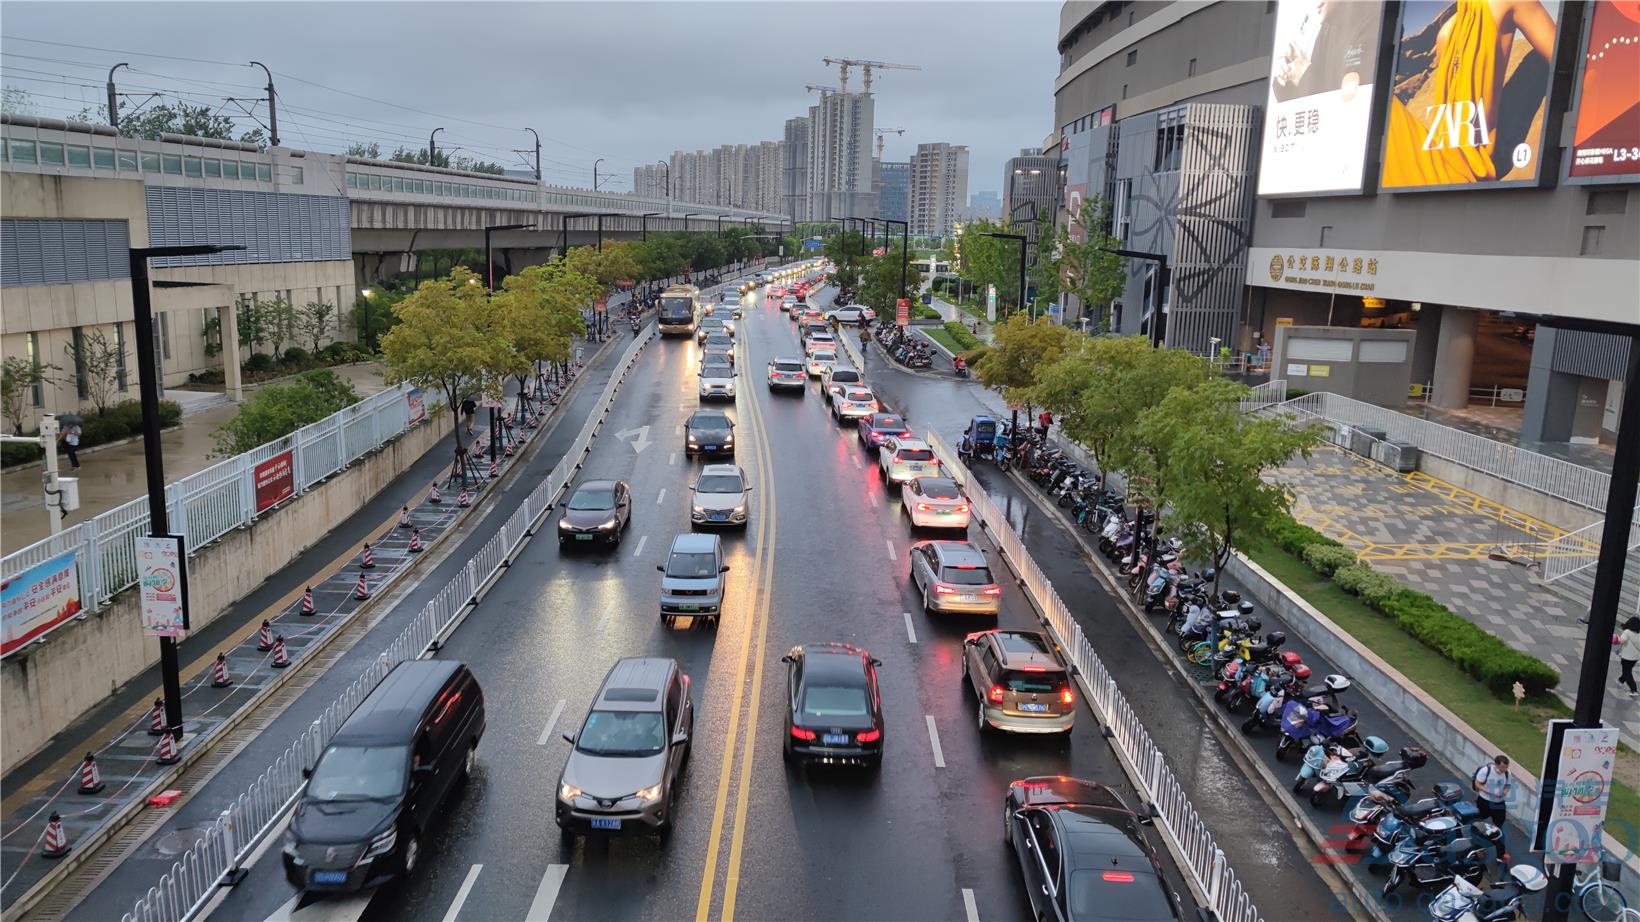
[253,449,295,513]
[1258,0,1387,195]
[1,551,81,657]
[1380,0,1562,191]
[406,388,426,426]
[1567,0,1640,181]
[896,298,910,327]
[1533,720,1619,864]
[138,535,188,638]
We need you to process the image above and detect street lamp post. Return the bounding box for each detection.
[981,231,1028,319]
[523,127,542,180]
[131,243,243,742]
[656,161,671,199]
[593,158,605,191]
[882,218,910,303]
[683,213,700,232]
[1098,246,1168,346]
[641,212,662,241]
[485,222,535,292]
[430,127,445,166]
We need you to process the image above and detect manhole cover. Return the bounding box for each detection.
[151,824,211,858]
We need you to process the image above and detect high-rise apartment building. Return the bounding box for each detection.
[1002,147,1058,230]
[659,140,784,210]
[909,142,969,238]
[783,116,811,224]
[805,91,877,222]
[878,160,910,223]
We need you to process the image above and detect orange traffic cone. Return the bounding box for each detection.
[353,573,370,600]
[77,752,105,795]
[147,698,165,736]
[398,505,412,528]
[360,542,375,569]
[270,635,290,668]
[211,653,232,688]
[301,587,316,616]
[156,729,181,766]
[458,488,471,508]
[42,812,70,858]
[409,528,423,553]
[255,620,274,651]
[429,481,443,504]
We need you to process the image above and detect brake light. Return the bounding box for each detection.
[855,728,881,743]
[916,503,933,511]
[1061,687,1075,705]
[1102,871,1135,883]
[899,431,912,438]
[982,586,1002,596]
[934,583,959,594]
[988,685,1005,704]
[790,726,817,741]
[954,504,969,514]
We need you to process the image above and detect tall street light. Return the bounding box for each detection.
[881,218,910,305]
[486,222,536,291]
[522,127,542,180]
[656,160,671,199]
[430,127,445,166]
[559,212,593,255]
[1098,246,1168,346]
[980,231,1029,318]
[593,158,605,191]
[683,213,700,232]
[641,212,663,241]
[131,243,244,741]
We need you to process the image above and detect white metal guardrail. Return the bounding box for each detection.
[1540,502,1640,583]
[117,328,656,922]
[1,383,435,658]
[928,430,1263,922]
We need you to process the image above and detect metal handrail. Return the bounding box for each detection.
[1540,503,1640,583]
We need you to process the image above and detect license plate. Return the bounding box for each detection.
[935,509,953,515]
[1019,703,1049,713]
[678,604,698,612]
[590,818,621,830]
[313,870,349,884]
[963,594,979,601]
[822,733,850,745]
[907,464,924,472]
[709,514,727,521]
[575,534,595,541]
[704,445,718,451]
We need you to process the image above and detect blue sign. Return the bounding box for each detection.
[802,238,823,250]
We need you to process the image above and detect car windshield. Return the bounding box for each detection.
[1067,869,1174,920]
[811,352,835,363]
[568,487,616,510]
[701,363,732,378]
[921,480,961,500]
[800,684,869,718]
[941,565,993,585]
[831,372,860,383]
[845,390,874,402]
[307,745,407,802]
[697,474,742,494]
[706,335,733,346]
[896,448,934,461]
[576,710,665,757]
[666,551,719,578]
[774,362,804,372]
[1003,670,1063,693]
[692,414,730,430]
[870,416,905,430]
[659,297,693,316]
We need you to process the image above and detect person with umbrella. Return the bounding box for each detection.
[59,414,83,470]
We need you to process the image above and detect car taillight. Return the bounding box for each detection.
[988,685,1005,704]
[899,431,912,438]
[867,402,879,411]
[954,504,969,514]
[916,503,933,511]
[1061,688,1075,705]
[1102,871,1135,883]
[934,583,959,594]
[981,586,1002,596]
[855,728,881,743]
[790,726,817,741]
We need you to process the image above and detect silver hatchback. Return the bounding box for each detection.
[908,540,1001,615]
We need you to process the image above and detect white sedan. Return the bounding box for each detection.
[824,305,877,325]
[691,463,750,527]
[878,436,940,484]
[901,477,970,529]
[806,349,837,378]
[832,386,881,422]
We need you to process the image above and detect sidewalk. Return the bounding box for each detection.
[926,293,994,343]
[1,364,392,554]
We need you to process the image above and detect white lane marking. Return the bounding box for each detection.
[265,891,373,921]
[926,715,946,769]
[903,611,917,644]
[885,540,897,561]
[656,487,667,505]
[668,452,676,466]
[961,888,980,922]
[525,864,570,922]
[869,492,880,508]
[852,454,862,469]
[632,534,648,558]
[675,425,683,435]
[536,699,567,746]
[442,865,484,922]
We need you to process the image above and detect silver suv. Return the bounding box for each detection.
[556,657,693,841]
[658,533,729,623]
[908,540,1001,615]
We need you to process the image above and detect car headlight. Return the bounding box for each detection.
[596,518,618,531]
[559,782,582,801]
[723,434,733,444]
[732,504,747,515]
[360,826,397,861]
[636,783,663,804]
[692,505,707,515]
[283,830,300,860]
[557,518,573,531]
[687,436,699,445]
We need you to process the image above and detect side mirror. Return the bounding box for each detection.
[562,732,576,745]
[720,564,731,573]
[656,565,666,572]
[871,657,883,667]
[781,654,794,664]
[301,767,312,780]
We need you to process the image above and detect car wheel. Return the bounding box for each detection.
[401,830,421,874]
[559,824,576,847]
[461,742,477,780]
[1004,805,1014,848]
[976,700,991,735]
[922,586,933,614]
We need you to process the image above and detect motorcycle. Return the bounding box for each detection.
[1428,864,1546,922]
[1365,782,1475,869]
[1296,735,1387,801]
[1274,675,1358,760]
[1384,821,1501,897]
[1316,744,1425,810]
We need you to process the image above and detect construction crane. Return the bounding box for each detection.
[804,84,840,97]
[821,57,922,94]
[874,127,904,160]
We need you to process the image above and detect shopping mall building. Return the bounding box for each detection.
[1054,0,1638,444]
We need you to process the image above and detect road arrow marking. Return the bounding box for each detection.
[616,425,652,453]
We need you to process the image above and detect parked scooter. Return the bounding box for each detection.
[1365,782,1476,870]
[1317,745,1426,810]
[1428,864,1546,922]
[1383,821,1501,897]
[1274,675,1358,760]
[1296,735,1387,800]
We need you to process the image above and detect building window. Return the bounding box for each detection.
[67,146,91,168]
[290,166,304,185]
[93,148,116,170]
[159,311,171,360]
[1188,58,1198,77]
[1319,225,1333,246]
[161,154,183,175]
[39,142,66,166]
[1266,0,1276,11]
[204,158,221,178]
[10,139,38,164]
[1126,49,1137,67]
[224,161,241,179]
[27,332,43,407]
[184,157,203,177]
[71,327,88,399]
[256,163,272,182]
[117,150,138,171]
[1154,118,1185,172]
[1580,225,1604,256]
[370,174,382,190]
[115,323,128,391]
[142,152,161,172]
[1122,84,1129,99]
[1129,10,1135,26]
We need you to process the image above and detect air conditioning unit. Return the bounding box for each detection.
[1374,440,1421,473]
[1348,427,1386,458]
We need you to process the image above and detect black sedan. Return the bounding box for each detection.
[781,642,883,768]
[557,480,632,547]
[856,413,912,452]
[1005,776,1183,922]
[684,411,736,457]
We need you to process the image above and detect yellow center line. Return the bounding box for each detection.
[719,349,779,922]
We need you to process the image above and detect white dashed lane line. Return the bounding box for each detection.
[536,699,567,746]
[632,534,648,558]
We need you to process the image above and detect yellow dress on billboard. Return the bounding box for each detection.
[1382,1,1501,185]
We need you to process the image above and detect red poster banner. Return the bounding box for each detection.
[896,298,910,327]
[254,450,295,513]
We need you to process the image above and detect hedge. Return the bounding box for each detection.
[943,321,980,351]
[1277,514,1560,695]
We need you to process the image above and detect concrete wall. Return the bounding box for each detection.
[1272,325,1414,406]
[0,416,443,773]
[1417,453,1603,531]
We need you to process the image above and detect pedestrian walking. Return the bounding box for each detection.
[461,397,478,435]
[1616,616,1640,698]
[61,422,82,470]
[1037,410,1053,440]
[1470,754,1512,855]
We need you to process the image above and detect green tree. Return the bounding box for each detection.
[952,218,1014,311]
[237,298,271,353]
[378,267,517,464]
[1026,210,1063,312]
[1,356,57,432]
[261,296,297,356]
[972,314,1079,406]
[346,141,382,159]
[496,258,593,398]
[1,86,39,117]
[213,369,360,456]
[296,300,336,353]
[856,245,924,315]
[352,288,403,352]
[62,329,125,416]
[1136,376,1320,591]
[564,240,641,289]
[1060,197,1128,331]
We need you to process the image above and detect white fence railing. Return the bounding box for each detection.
[928,430,1264,922]
[1540,503,1640,583]
[118,330,655,922]
[1271,391,1614,513]
[1238,378,1287,414]
[1,384,432,659]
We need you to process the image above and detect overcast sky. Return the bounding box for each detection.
[1,2,1060,196]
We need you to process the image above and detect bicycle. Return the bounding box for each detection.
[1573,859,1629,922]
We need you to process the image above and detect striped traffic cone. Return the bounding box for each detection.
[147,698,165,736]
[398,505,412,528]
[428,481,443,504]
[353,573,371,601]
[526,411,539,429]
[408,528,423,553]
[504,440,515,458]
[488,458,499,479]
[156,730,181,766]
[301,587,316,616]
[211,653,232,688]
[42,813,70,858]
[270,635,290,668]
[458,488,471,508]
[256,620,274,652]
[360,542,375,569]
[77,753,105,795]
